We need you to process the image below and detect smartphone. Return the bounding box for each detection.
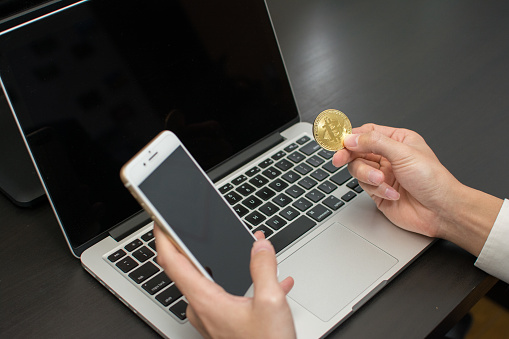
[120,131,255,296]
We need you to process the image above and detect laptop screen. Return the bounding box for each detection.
[0,0,299,253]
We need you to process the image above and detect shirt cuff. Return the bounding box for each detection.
[475,198,509,283]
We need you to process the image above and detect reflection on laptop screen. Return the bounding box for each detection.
[0,0,299,252]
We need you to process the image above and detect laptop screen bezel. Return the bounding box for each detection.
[0,0,301,257]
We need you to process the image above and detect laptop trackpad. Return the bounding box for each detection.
[278,222,398,322]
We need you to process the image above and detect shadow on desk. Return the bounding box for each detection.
[465,282,509,339]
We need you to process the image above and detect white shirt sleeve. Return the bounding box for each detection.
[475,198,509,284]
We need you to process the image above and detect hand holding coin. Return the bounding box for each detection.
[313,109,352,151]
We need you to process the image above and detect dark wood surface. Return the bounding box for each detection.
[2,0,508,337]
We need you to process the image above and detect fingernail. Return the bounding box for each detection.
[384,187,400,200]
[343,134,359,148]
[368,170,383,185]
[332,153,341,167]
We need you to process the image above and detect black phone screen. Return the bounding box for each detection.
[139,146,253,296]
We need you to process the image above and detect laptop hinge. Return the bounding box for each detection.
[207,132,285,183]
[109,210,151,242]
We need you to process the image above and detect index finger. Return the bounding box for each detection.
[351,123,399,136]
[332,124,407,167]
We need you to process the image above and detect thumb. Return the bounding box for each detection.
[343,131,411,163]
[250,239,281,297]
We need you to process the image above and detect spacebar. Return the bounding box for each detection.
[270,215,317,253]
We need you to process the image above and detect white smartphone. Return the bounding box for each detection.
[120,130,255,296]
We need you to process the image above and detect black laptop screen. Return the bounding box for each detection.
[0,0,299,253]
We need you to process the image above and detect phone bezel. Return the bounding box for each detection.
[120,130,255,293]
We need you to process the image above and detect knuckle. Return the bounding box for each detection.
[364,130,384,150]
[259,292,286,308]
[361,122,376,130]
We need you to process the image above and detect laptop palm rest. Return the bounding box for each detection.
[278,222,398,322]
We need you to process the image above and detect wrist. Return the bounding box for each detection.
[437,183,503,256]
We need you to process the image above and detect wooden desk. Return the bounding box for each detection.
[2,0,508,337]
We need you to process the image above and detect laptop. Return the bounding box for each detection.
[0,0,433,337]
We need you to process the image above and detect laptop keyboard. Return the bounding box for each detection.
[220,135,362,253]
[104,133,363,322]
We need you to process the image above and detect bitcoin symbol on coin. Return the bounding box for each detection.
[313,109,352,151]
[323,117,341,143]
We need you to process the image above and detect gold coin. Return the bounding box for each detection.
[313,109,352,151]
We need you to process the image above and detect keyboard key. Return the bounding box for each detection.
[242,195,263,209]
[271,151,286,160]
[317,181,337,194]
[233,204,249,217]
[281,170,301,183]
[296,135,310,145]
[269,178,288,192]
[310,168,329,181]
[275,159,293,171]
[262,167,281,180]
[347,178,359,189]
[156,284,182,307]
[266,215,287,230]
[284,143,299,152]
[255,186,276,201]
[285,185,305,198]
[306,155,325,167]
[249,175,268,188]
[219,183,233,194]
[300,140,320,155]
[294,162,313,175]
[142,271,172,295]
[318,149,335,159]
[252,225,273,238]
[292,198,313,211]
[270,215,316,253]
[132,246,155,263]
[141,230,154,242]
[108,249,126,262]
[298,177,317,190]
[272,193,292,207]
[245,167,260,177]
[128,261,159,284]
[116,256,138,273]
[305,189,325,203]
[124,239,143,252]
[287,151,305,163]
[330,168,352,186]
[245,211,266,227]
[259,158,274,169]
[322,161,340,173]
[170,299,188,320]
[232,175,247,185]
[259,202,279,216]
[322,195,345,210]
[307,204,332,222]
[280,206,299,221]
[148,240,156,251]
[236,183,256,196]
[354,185,364,193]
[341,191,357,202]
[224,191,242,205]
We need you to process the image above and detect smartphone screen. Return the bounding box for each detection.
[138,145,254,296]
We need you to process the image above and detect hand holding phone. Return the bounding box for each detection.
[120,131,255,296]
